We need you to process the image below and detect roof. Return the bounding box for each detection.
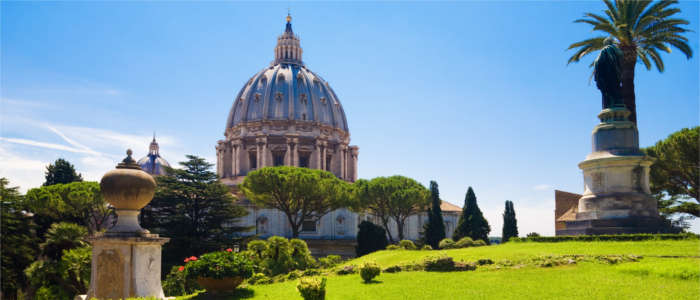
[440,200,462,212]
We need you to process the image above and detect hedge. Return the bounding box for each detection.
[510,233,698,243]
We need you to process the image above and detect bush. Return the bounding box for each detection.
[303,269,322,276]
[399,240,417,250]
[526,232,541,238]
[263,236,294,275]
[438,238,455,249]
[477,258,494,265]
[184,251,255,280]
[356,221,389,256]
[336,265,357,275]
[318,255,343,269]
[163,265,200,296]
[473,240,487,246]
[510,233,699,243]
[247,240,268,261]
[360,262,381,283]
[384,265,402,273]
[297,277,327,300]
[248,272,272,285]
[424,255,456,272]
[290,238,317,270]
[386,245,401,250]
[455,237,474,248]
[422,245,433,250]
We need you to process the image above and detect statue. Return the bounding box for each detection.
[593,38,624,109]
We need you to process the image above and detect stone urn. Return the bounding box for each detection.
[101,149,157,235]
[196,277,244,294]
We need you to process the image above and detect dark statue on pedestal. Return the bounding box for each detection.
[593,38,624,109]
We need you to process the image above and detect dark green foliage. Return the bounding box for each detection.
[455,237,474,248]
[421,245,433,250]
[162,265,200,296]
[643,127,699,220]
[263,236,294,275]
[352,176,430,242]
[318,255,342,269]
[383,265,402,273]
[454,187,491,244]
[423,181,446,249]
[183,251,255,279]
[25,181,114,235]
[398,239,416,250]
[1,178,39,299]
[290,238,317,270]
[359,262,381,283]
[423,255,477,272]
[511,233,699,243]
[502,200,519,242]
[385,245,401,250]
[527,232,541,238]
[335,265,357,275]
[297,277,326,300]
[355,220,389,256]
[25,222,90,300]
[43,158,83,186]
[140,155,250,270]
[477,258,494,265]
[242,166,351,238]
[247,273,272,285]
[438,238,455,249]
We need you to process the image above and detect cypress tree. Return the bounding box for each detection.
[423,181,446,249]
[502,200,519,242]
[453,187,491,244]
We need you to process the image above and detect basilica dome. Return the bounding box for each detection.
[137,136,170,176]
[217,15,358,185]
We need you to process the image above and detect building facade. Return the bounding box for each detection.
[217,16,460,255]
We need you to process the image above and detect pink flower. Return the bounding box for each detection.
[189,256,197,261]
[184,258,190,263]
[178,266,185,272]
[226,248,233,252]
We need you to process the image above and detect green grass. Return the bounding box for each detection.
[176,240,700,300]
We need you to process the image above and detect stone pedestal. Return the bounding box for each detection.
[86,234,169,299]
[563,108,661,235]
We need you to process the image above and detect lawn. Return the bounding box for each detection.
[177,240,700,300]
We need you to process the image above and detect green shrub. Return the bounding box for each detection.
[248,272,272,285]
[477,258,494,265]
[356,221,389,256]
[264,236,294,275]
[290,238,317,270]
[473,240,487,246]
[286,270,303,280]
[359,262,381,283]
[303,269,322,276]
[297,277,327,300]
[455,237,474,248]
[424,255,456,272]
[247,240,268,261]
[184,251,255,280]
[162,265,200,296]
[438,238,455,249]
[336,265,357,275]
[399,240,417,250]
[386,245,401,250]
[511,233,699,243]
[318,255,343,269]
[421,245,433,250]
[454,262,477,271]
[384,265,402,273]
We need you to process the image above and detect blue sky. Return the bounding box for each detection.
[2,1,698,235]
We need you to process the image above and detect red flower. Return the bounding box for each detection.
[178,266,185,272]
[226,248,233,252]
[189,256,197,261]
[184,258,190,263]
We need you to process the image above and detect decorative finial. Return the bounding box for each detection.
[117,149,140,169]
[286,12,291,23]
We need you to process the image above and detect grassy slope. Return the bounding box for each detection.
[178,240,700,300]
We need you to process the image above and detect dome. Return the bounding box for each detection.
[137,136,171,176]
[225,16,349,133]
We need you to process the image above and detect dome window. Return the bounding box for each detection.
[278,74,285,81]
[254,93,261,102]
[300,94,307,105]
[275,92,283,102]
[302,113,307,120]
[320,97,327,104]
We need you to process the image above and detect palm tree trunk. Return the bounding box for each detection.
[620,45,637,124]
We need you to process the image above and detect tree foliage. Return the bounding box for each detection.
[502,200,519,242]
[241,166,351,238]
[567,0,693,124]
[1,178,39,300]
[454,187,491,244]
[352,175,429,242]
[141,155,250,268]
[423,181,446,249]
[643,126,699,219]
[355,220,389,256]
[43,158,83,186]
[24,181,113,235]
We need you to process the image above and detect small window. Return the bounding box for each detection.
[302,219,316,232]
[326,155,332,171]
[273,152,284,166]
[320,97,327,104]
[249,152,257,170]
[299,153,310,168]
[302,113,306,120]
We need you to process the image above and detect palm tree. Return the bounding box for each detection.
[568,0,693,124]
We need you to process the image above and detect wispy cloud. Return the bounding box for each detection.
[0,137,98,155]
[532,184,552,191]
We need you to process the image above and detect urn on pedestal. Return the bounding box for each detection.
[85,150,170,300]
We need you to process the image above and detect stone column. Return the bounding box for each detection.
[86,150,169,300]
[285,141,292,166]
[292,138,299,167]
[340,145,346,180]
[231,141,238,177]
[313,140,322,170]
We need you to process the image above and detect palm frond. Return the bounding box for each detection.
[646,48,665,72]
[666,39,693,59]
[567,44,605,64]
[637,48,653,70]
[584,12,613,25]
[568,36,608,50]
[602,0,619,22]
[638,0,678,23]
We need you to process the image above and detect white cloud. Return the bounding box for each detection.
[0,137,98,155]
[0,146,48,192]
[532,184,552,191]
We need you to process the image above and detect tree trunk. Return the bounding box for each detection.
[381,218,394,243]
[396,218,405,241]
[620,44,638,124]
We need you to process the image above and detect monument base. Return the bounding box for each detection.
[557,216,662,236]
[86,234,169,300]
